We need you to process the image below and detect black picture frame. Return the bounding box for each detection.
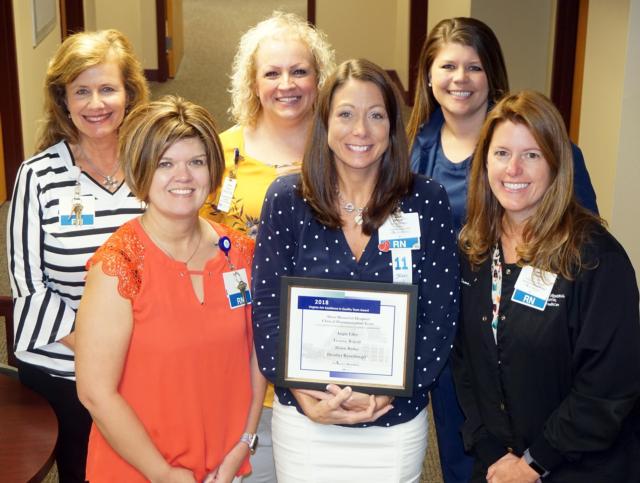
[277,276,417,397]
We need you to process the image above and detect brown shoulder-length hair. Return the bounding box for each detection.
[459,90,602,278]
[301,58,413,235]
[119,96,224,203]
[36,29,149,153]
[406,17,509,149]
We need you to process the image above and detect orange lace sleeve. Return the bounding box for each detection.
[87,222,145,301]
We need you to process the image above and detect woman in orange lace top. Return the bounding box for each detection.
[75,96,266,483]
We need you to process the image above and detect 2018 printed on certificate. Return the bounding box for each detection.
[277,276,417,396]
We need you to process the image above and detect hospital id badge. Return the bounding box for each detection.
[378,212,421,252]
[511,266,557,311]
[216,177,237,212]
[59,194,95,226]
[222,268,252,309]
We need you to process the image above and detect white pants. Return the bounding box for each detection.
[272,400,428,483]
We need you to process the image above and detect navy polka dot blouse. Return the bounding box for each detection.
[251,174,459,427]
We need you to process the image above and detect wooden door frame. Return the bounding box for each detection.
[0,0,24,198]
[552,0,582,133]
[60,0,84,38]
[149,0,169,82]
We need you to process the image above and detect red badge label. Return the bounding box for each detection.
[378,240,390,252]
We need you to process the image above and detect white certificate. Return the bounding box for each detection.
[277,277,417,396]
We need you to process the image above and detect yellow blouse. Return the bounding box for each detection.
[201,125,300,237]
[201,125,301,408]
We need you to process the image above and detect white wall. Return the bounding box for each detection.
[610,0,640,281]
[91,0,157,69]
[83,0,97,30]
[316,0,410,89]
[428,0,471,32]
[12,0,62,156]
[394,0,410,88]
[579,0,629,223]
[471,0,554,95]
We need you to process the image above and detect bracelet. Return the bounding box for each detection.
[523,448,550,478]
[239,432,258,454]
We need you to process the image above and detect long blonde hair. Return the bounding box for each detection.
[459,91,602,278]
[36,29,149,152]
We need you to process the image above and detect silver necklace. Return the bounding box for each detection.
[77,144,120,189]
[338,192,365,225]
[140,216,202,265]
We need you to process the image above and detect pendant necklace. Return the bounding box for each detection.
[140,216,202,265]
[77,144,120,189]
[338,192,366,225]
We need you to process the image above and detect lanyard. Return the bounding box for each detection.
[490,244,502,343]
[219,236,248,302]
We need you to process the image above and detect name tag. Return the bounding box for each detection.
[222,268,252,309]
[59,194,95,226]
[378,212,421,251]
[511,266,557,311]
[216,177,237,213]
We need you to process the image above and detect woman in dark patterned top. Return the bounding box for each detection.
[252,59,459,482]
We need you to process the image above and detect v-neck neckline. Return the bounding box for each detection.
[336,225,377,266]
[65,140,126,196]
[133,218,226,307]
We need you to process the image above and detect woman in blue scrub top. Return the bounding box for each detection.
[406,17,598,483]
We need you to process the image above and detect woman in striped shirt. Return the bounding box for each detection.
[7,29,148,482]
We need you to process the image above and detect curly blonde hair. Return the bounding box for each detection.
[229,11,335,127]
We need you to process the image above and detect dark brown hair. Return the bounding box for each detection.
[407,17,509,149]
[301,59,413,235]
[459,90,602,278]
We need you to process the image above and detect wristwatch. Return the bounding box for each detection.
[240,432,259,454]
[523,448,550,478]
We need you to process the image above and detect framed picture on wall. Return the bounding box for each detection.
[32,0,57,47]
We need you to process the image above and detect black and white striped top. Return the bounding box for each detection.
[7,140,144,379]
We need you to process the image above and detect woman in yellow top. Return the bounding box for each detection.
[200,11,335,482]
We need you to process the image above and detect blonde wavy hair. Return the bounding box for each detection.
[459,91,602,279]
[229,11,335,127]
[36,29,149,152]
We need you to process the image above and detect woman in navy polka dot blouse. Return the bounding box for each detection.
[252,59,459,482]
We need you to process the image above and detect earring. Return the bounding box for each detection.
[428,81,432,88]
